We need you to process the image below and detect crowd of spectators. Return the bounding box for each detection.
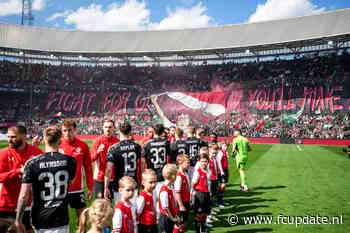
[0,50,349,139]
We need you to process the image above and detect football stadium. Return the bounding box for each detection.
[0,2,350,233]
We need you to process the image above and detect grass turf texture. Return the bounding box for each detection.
[0,141,349,232]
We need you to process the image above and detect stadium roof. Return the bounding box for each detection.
[0,8,350,57]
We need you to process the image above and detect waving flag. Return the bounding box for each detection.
[166,92,227,117]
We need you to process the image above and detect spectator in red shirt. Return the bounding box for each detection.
[59,119,93,220]
[91,119,120,199]
[0,125,43,233]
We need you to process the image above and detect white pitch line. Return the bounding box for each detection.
[296,145,302,151]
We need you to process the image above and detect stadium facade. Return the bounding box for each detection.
[0,9,350,65]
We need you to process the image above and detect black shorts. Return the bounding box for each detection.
[93,180,115,199]
[179,201,190,223]
[0,210,32,231]
[138,224,158,233]
[210,179,218,198]
[159,215,175,233]
[219,168,229,183]
[68,191,86,209]
[193,191,211,215]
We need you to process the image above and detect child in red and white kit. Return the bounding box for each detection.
[136,169,158,233]
[207,143,219,225]
[159,164,182,233]
[174,154,191,232]
[217,141,229,208]
[192,153,211,233]
[112,176,137,233]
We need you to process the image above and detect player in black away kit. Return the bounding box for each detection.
[185,126,206,178]
[142,124,171,182]
[105,122,142,201]
[15,126,76,233]
[170,127,189,162]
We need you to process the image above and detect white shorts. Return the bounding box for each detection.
[35,225,69,233]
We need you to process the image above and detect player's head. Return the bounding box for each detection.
[209,143,219,157]
[187,125,196,137]
[161,127,169,140]
[44,126,62,148]
[221,140,229,151]
[141,169,157,193]
[196,128,205,138]
[199,146,209,156]
[118,176,137,201]
[7,125,27,149]
[176,154,190,171]
[162,164,178,183]
[154,124,165,137]
[175,128,184,140]
[119,122,132,137]
[145,126,155,138]
[198,153,209,170]
[169,126,176,137]
[77,199,113,233]
[103,119,115,138]
[61,119,77,141]
[234,129,242,137]
[210,132,218,143]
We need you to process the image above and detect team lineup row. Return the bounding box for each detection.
[0,119,251,233]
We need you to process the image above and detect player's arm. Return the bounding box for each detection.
[232,141,237,157]
[15,158,33,233]
[248,142,252,152]
[104,161,113,200]
[141,143,148,171]
[191,170,200,187]
[112,208,123,233]
[83,146,94,200]
[15,183,32,233]
[160,191,178,223]
[150,95,174,128]
[0,156,22,182]
[90,140,100,162]
[166,141,172,163]
[216,152,224,175]
[135,195,145,216]
[68,157,77,187]
[174,176,186,211]
[135,145,143,184]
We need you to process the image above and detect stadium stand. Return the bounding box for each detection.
[0,9,350,140]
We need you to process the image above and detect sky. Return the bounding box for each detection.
[0,0,349,31]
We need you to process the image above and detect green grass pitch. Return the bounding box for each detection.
[0,140,349,233]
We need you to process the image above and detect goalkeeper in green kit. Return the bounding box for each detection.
[232,129,252,192]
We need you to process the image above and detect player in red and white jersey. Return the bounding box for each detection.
[0,125,43,233]
[59,119,93,219]
[216,141,229,208]
[174,154,190,232]
[136,169,157,233]
[91,119,119,198]
[112,176,137,233]
[159,164,181,233]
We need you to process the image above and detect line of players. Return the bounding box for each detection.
[0,119,231,233]
[101,122,230,233]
